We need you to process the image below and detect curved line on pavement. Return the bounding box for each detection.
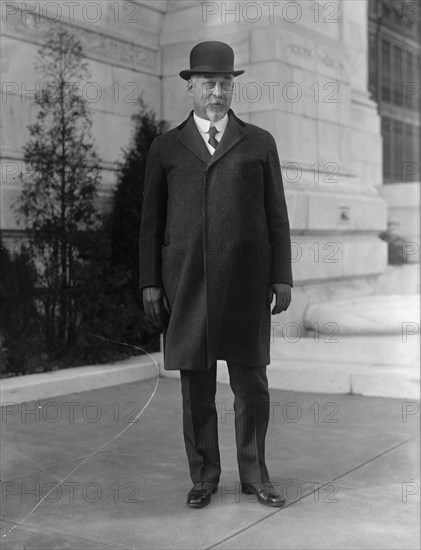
[2,333,160,541]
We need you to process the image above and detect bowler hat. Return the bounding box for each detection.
[179,41,245,80]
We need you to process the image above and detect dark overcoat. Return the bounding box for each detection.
[139,109,293,371]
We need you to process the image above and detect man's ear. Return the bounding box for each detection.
[187,79,194,98]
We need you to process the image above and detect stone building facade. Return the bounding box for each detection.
[1,0,390,326]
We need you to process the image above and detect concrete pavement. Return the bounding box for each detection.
[1,374,420,549]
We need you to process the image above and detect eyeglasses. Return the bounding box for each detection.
[195,80,234,92]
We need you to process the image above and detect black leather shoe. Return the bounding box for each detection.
[187,484,218,508]
[241,482,286,507]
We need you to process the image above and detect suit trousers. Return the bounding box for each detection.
[180,362,270,486]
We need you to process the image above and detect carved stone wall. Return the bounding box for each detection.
[1,0,388,322]
[1,0,164,234]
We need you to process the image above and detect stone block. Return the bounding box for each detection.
[250,27,278,65]
[107,66,161,117]
[283,190,309,230]
[343,235,388,276]
[349,95,381,133]
[304,294,420,336]
[305,192,387,232]
[371,265,420,295]
[231,61,293,115]
[90,110,133,164]
[291,234,344,281]
[250,110,319,166]
[316,78,351,127]
[289,65,320,119]
[1,36,39,86]
[291,234,387,282]
[317,119,349,168]
[81,59,114,114]
[316,40,350,82]
[351,159,383,189]
[267,338,420,398]
[162,75,193,124]
[349,127,382,165]
[290,0,342,42]
[251,15,345,78]
[160,5,246,46]
[344,21,369,91]
[274,26,319,73]
[161,41,197,78]
[1,94,32,154]
[103,1,164,42]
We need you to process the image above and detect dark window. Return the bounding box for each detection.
[394,120,403,180]
[403,51,413,108]
[368,0,420,183]
[381,40,391,103]
[393,45,402,105]
[382,117,392,180]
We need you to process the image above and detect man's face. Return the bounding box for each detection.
[188,73,234,122]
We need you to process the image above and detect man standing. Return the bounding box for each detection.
[139,41,292,508]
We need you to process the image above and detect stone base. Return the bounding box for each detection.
[0,355,159,405]
[265,333,420,399]
[265,358,419,399]
[277,264,419,335]
[304,294,419,335]
[285,185,387,285]
[158,332,420,399]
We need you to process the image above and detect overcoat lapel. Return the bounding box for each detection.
[175,109,246,166]
[175,112,211,164]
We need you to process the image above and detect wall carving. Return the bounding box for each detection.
[2,2,158,73]
[286,43,344,71]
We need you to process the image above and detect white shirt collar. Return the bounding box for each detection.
[193,112,229,134]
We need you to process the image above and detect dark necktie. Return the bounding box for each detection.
[208,126,219,149]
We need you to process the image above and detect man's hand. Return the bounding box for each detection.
[142,286,171,328]
[267,283,291,314]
